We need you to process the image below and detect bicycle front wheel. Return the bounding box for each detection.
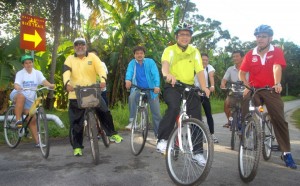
[231,111,238,150]
[166,118,213,186]
[238,115,262,183]
[130,107,149,156]
[262,113,273,160]
[4,106,21,148]
[87,111,100,165]
[37,107,50,159]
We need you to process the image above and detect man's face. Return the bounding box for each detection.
[134,50,145,62]
[74,42,87,57]
[256,33,272,50]
[23,60,33,72]
[232,53,243,65]
[202,55,209,67]
[176,30,192,47]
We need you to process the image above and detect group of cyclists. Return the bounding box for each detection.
[11,22,296,175]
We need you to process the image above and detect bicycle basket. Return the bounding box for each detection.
[74,85,102,108]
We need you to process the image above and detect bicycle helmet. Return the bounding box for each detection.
[73,37,86,45]
[254,25,273,36]
[174,22,193,35]
[21,55,33,64]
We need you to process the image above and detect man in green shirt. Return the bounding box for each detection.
[156,23,210,165]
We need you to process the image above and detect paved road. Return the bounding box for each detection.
[0,100,300,186]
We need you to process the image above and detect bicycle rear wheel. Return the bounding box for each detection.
[238,115,262,183]
[231,111,238,150]
[262,113,273,160]
[166,118,213,186]
[37,107,50,159]
[96,118,110,147]
[4,106,21,148]
[130,107,149,156]
[87,111,100,165]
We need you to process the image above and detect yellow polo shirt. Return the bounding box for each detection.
[161,44,203,85]
[63,53,106,99]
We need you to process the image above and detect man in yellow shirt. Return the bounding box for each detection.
[156,23,210,165]
[63,38,123,156]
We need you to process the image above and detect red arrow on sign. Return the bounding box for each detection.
[23,30,42,48]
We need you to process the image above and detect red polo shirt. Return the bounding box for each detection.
[240,45,286,88]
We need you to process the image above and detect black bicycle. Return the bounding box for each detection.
[165,81,213,186]
[222,81,244,150]
[238,85,275,182]
[4,87,53,159]
[72,84,110,165]
[129,84,154,156]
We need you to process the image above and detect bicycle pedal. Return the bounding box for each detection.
[271,145,280,151]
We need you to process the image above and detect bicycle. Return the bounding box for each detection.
[165,81,214,186]
[238,85,274,182]
[3,86,53,159]
[222,81,244,150]
[129,84,153,156]
[73,84,110,165]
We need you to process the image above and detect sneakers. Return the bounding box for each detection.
[156,139,167,154]
[223,123,230,128]
[192,153,206,166]
[281,153,297,169]
[35,143,46,148]
[109,134,123,143]
[125,122,132,130]
[11,120,22,128]
[74,148,82,156]
[212,134,219,143]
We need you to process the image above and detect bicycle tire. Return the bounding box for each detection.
[3,106,21,148]
[96,118,110,148]
[130,107,149,156]
[231,111,238,150]
[166,118,213,186]
[262,113,273,160]
[87,111,100,165]
[238,114,262,183]
[37,107,50,159]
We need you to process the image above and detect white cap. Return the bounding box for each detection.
[73,37,86,45]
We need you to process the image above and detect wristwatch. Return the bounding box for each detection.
[275,83,282,87]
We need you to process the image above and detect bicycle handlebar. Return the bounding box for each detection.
[22,86,55,91]
[130,84,154,91]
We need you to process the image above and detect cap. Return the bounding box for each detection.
[21,55,33,63]
[73,37,86,45]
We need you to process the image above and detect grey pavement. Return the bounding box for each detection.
[0,100,300,186]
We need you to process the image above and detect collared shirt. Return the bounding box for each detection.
[240,44,286,87]
[63,53,106,99]
[161,44,203,85]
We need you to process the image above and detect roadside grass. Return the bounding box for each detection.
[0,96,299,144]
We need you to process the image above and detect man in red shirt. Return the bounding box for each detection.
[239,25,297,169]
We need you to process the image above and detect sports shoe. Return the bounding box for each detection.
[11,120,22,128]
[281,153,297,169]
[156,139,167,154]
[125,122,132,130]
[109,134,123,143]
[35,143,46,148]
[212,134,219,143]
[74,148,82,156]
[192,153,206,166]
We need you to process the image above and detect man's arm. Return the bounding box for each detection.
[220,79,227,89]
[196,71,210,97]
[239,70,249,96]
[273,64,283,93]
[208,71,215,92]
[162,60,176,86]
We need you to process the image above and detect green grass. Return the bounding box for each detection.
[291,108,300,129]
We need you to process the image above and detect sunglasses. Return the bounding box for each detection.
[74,42,86,46]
